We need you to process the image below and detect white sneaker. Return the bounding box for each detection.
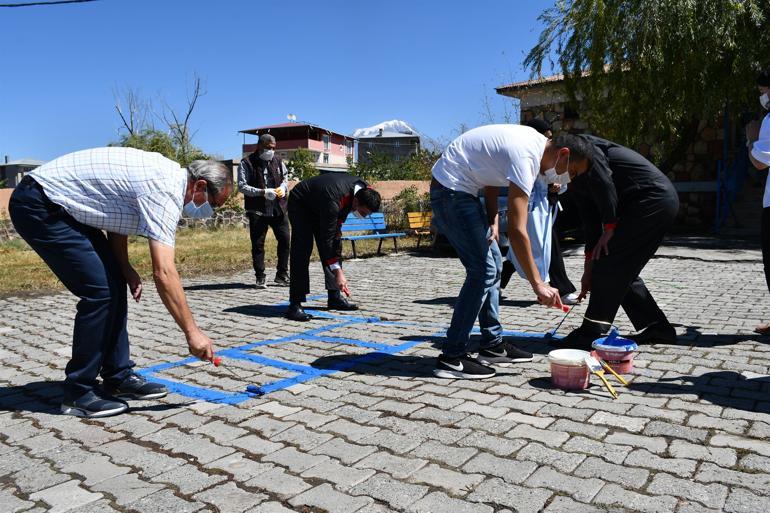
[561,292,579,305]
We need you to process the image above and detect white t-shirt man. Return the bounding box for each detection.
[754,113,770,207]
[432,124,548,196]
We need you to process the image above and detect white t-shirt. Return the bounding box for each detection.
[432,124,548,196]
[754,113,770,208]
[30,147,186,247]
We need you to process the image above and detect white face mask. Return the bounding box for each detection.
[183,189,214,219]
[760,93,770,110]
[543,153,570,184]
[260,149,275,161]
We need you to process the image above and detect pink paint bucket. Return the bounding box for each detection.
[547,349,590,390]
[592,336,638,374]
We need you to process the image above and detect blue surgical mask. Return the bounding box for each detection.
[183,190,214,219]
[352,211,365,219]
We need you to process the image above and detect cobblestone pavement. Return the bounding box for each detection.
[2,238,770,513]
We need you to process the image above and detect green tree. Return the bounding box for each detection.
[402,149,440,181]
[288,148,319,181]
[525,0,770,169]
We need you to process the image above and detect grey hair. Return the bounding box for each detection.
[259,133,276,146]
[187,160,232,196]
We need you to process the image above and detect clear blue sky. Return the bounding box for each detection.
[1,0,554,161]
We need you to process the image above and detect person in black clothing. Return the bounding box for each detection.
[551,134,680,349]
[286,173,382,321]
[237,134,290,289]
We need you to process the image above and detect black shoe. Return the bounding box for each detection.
[478,341,534,367]
[255,276,267,289]
[104,373,168,400]
[626,322,677,345]
[433,354,496,379]
[274,275,290,287]
[61,390,128,418]
[327,292,358,311]
[551,327,600,351]
[287,304,313,321]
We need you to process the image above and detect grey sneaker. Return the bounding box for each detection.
[61,390,128,418]
[274,275,290,287]
[255,276,267,289]
[104,373,168,400]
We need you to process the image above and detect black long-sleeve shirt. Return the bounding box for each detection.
[288,173,368,267]
[570,135,675,252]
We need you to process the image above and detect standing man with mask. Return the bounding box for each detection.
[285,173,382,321]
[551,135,679,349]
[9,147,233,418]
[430,124,583,380]
[746,66,770,334]
[237,134,290,289]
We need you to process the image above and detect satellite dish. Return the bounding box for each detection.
[287,114,297,122]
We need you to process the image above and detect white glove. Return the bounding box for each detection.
[264,189,277,201]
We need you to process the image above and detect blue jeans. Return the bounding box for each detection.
[9,177,134,400]
[431,185,503,357]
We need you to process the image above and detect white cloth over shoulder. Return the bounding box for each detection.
[432,124,547,196]
[29,147,187,247]
[508,176,554,282]
[754,113,770,208]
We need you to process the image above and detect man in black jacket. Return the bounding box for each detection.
[552,135,680,349]
[237,134,290,289]
[286,173,382,321]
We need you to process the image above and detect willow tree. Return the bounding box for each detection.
[524,0,770,169]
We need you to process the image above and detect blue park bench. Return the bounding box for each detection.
[340,212,406,258]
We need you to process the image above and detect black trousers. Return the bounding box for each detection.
[762,207,770,294]
[582,189,680,334]
[549,229,576,296]
[248,212,289,279]
[9,177,133,400]
[288,204,339,304]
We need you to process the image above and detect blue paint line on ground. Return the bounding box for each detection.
[137,297,559,404]
[137,374,251,404]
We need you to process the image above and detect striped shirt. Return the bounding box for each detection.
[29,147,187,247]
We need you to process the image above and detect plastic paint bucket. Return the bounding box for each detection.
[547,349,590,390]
[592,336,638,374]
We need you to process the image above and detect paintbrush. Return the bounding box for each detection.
[585,355,618,399]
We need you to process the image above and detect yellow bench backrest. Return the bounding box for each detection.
[407,211,432,229]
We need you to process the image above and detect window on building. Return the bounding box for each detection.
[323,153,329,164]
[346,140,354,154]
[323,134,330,150]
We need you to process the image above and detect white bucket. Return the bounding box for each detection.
[547,349,590,390]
